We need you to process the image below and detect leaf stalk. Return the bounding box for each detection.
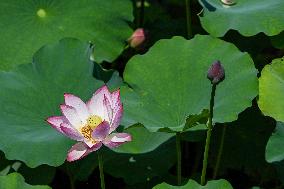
[185,0,193,39]
[98,152,105,189]
[176,132,182,185]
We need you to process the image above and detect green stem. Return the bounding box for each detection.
[70,178,75,189]
[66,165,76,189]
[98,152,105,189]
[213,124,227,179]
[200,84,216,185]
[185,0,192,39]
[138,0,145,28]
[176,132,182,185]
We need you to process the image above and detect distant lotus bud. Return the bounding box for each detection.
[207,61,225,84]
[128,28,146,48]
[136,1,150,8]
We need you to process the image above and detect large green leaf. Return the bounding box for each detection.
[0,173,50,189]
[266,122,284,163]
[122,35,258,131]
[113,125,174,154]
[198,0,284,37]
[0,0,133,70]
[153,179,233,189]
[259,57,284,122]
[0,38,103,167]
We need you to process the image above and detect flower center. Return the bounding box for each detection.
[87,115,103,129]
[81,125,93,140]
[80,115,103,141]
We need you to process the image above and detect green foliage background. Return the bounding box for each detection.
[0,0,283,189]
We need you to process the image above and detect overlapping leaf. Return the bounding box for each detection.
[0,38,103,167]
[113,125,174,154]
[0,0,133,70]
[259,57,284,122]
[266,122,284,163]
[0,173,50,189]
[198,0,284,37]
[122,35,258,131]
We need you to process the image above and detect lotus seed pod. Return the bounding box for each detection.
[207,60,225,84]
[128,28,146,48]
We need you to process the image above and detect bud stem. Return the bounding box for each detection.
[185,0,192,39]
[200,83,216,185]
[66,164,75,189]
[138,0,145,27]
[213,124,227,179]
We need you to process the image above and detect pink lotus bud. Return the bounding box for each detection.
[207,60,225,84]
[128,28,146,48]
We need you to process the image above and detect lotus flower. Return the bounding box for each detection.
[46,85,132,162]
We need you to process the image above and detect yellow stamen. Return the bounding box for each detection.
[80,115,103,142]
[87,115,103,129]
[81,125,92,140]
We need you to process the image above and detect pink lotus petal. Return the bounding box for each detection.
[67,142,88,162]
[111,90,121,109]
[105,89,123,132]
[103,133,132,149]
[64,93,90,124]
[83,139,96,148]
[87,85,111,122]
[86,141,103,154]
[109,104,123,133]
[46,116,66,134]
[103,94,112,124]
[60,122,84,141]
[91,121,110,141]
[67,142,102,162]
[60,104,82,129]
